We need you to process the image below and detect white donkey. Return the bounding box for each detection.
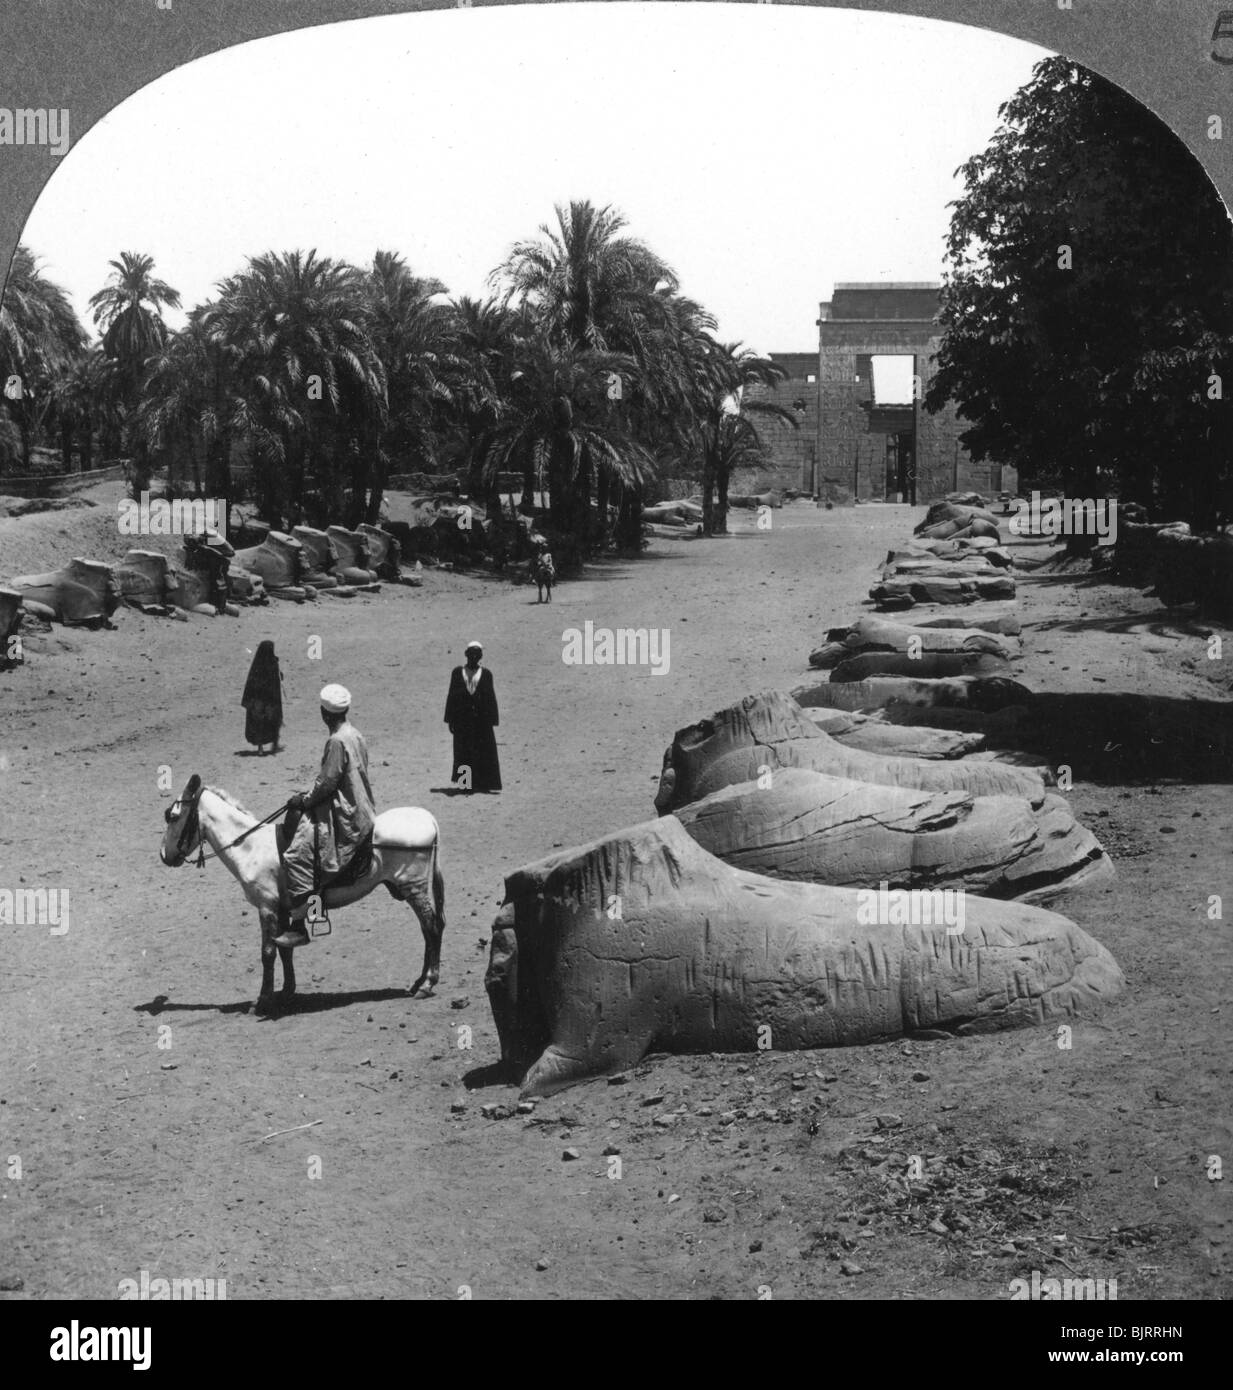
[160,774,444,1012]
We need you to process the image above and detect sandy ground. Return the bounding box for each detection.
[0,496,1230,1300]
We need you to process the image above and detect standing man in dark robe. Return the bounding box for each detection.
[274,683,376,948]
[241,639,284,755]
[444,641,502,793]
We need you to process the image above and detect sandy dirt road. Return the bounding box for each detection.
[1,499,1230,1299]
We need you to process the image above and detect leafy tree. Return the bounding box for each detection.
[474,335,653,553]
[89,251,181,492]
[363,251,484,519]
[135,308,242,497]
[1,245,87,469]
[927,56,1233,528]
[493,201,677,537]
[211,250,386,525]
[49,348,121,473]
[685,342,795,535]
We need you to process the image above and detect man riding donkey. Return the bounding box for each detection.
[273,683,375,949]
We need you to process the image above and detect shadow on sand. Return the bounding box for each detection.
[889,690,1233,785]
[134,985,416,1019]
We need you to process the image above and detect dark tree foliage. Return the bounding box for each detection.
[926,57,1233,528]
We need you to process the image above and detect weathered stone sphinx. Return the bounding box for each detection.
[0,586,23,660]
[357,523,403,580]
[674,767,1112,903]
[810,615,1019,670]
[808,707,984,759]
[886,540,1013,569]
[326,526,381,585]
[913,511,1003,543]
[183,533,265,605]
[485,817,1124,1095]
[115,549,238,618]
[654,691,1046,813]
[871,573,1016,609]
[910,610,1022,637]
[881,557,1004,582]
[915,500,1001,531]
[115,549,171,611]
[233,532,315,601]
[830,650,1012,682]
[792,674,1032,716]
[8,557,120,626]
[290,526,345,589]
[642,500,702,526]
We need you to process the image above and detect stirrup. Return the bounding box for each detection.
[272,925,310,949]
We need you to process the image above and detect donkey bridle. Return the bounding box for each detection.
[165,784,289,868]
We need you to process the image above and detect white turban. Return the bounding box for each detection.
[464,641,483,654]
[320,683,351,713]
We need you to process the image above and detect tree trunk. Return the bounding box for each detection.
[716,462,731,536]
[519,455,536,515]
[616,483,642,550]
[596,469,611,548]
[701,448,716,537]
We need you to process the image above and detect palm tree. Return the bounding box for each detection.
[495,200,678,350]
[449,294,526,511]
[363,251,489,520]
[1,245,87,469]
[492,201,682,536]
[49,348,121,473]
[88,251,181,491]
[691,344,797,536]
[135,309,241,496]
[211,250,386,525]
[475,335,653,556]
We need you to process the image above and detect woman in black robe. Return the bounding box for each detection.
[241,640,284,754]
[444,641,501,792]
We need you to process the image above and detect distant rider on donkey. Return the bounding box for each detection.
[274,683,375,949]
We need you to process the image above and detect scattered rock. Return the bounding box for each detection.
[702,1206,727,1223]
[839,1259,864,1276]
[562,1147,580,1161]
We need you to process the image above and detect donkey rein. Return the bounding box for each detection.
[195,801,292,867]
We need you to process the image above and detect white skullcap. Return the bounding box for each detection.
[464,640,483,653]
[320,683,351,713]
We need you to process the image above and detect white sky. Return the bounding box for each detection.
[20,3,1050,354]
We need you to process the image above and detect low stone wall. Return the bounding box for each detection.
[0,462,126,498]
